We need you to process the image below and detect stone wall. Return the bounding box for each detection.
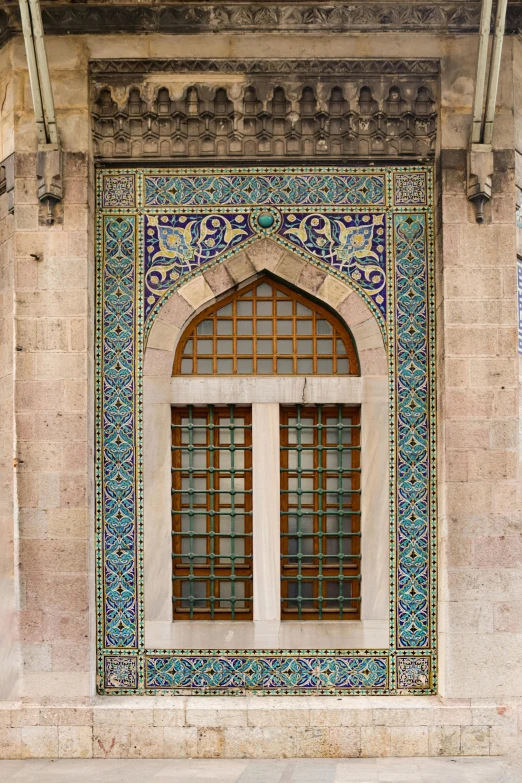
[13,144,92,702]
[1,34,93,706]
[437,36,521,703]
[439,143,520,698]
[0,697,517,759]
[0,28,520,759]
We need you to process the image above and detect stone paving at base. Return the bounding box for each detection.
[0,757,517,782]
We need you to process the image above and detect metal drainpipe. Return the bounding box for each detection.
[471,0,493,144]
[467,0,508,222]
[483,0,508,145]
[18,0,47,145]
[26,0,58,145]
[18,0,62,224]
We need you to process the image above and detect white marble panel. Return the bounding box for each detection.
[169,376,363,404]
[252,404,281,625]
[351,318,384,351]
[144,376,171,405]
[145,619,388,650]
[147,319,180,353]
[144,402,172,624]
[360,377,390,623]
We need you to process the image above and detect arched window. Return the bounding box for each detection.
[174,276,359,376]
[171,275,361,623]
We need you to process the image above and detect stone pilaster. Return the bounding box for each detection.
[10,35,93,702]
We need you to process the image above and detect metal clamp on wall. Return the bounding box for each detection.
[19,0,61,225]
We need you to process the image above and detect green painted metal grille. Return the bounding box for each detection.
[171,405,253,620]
[280,404,361,620]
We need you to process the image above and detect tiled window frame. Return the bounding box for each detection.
[96,165,436,694]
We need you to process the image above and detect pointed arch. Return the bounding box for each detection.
[144,240,386,380]
[172,273,360,378]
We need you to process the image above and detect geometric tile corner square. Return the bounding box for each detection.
[104,655,138,689]
[394,171,427,206]
[396,655,431,689]
[102,173,136,208]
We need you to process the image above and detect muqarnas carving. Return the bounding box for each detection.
[92,82,437,160]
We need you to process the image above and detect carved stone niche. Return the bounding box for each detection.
[91,59,438,162]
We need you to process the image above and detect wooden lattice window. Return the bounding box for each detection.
[171,405,253,620]
[280,404,361,620]
[174,275,359,376]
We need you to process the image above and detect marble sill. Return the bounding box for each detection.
[144,618,389,651]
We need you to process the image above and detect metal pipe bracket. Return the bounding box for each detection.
[467,143,493,223]
[36,143,62,223]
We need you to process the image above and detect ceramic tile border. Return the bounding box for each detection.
[95,165,436,694]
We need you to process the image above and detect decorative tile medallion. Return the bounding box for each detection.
[96,165,436,695]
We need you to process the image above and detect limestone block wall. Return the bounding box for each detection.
[0,28,520,759]
[13,146,92,702]
[516,43,522,445]
[0,697,518,759]
[439,145,521,698]
[1,35,93,705]
[437,35,521,703]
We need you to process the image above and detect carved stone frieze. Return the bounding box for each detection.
[91,59,440,77]
[91,60,438,161]
[1,2,522,47]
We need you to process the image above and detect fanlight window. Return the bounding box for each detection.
[174,276,359,376]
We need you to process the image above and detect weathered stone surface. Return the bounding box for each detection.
[91,61,438,162]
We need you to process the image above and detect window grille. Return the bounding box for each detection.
[174,275,359,376]
[280,404,361,620]
[171,405,253,620]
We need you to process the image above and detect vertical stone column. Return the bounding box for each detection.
[439,38,522,702]
[11,35,93,716]
[0,41,20,702]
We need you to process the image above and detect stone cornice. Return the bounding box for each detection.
[1,2,522,49]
